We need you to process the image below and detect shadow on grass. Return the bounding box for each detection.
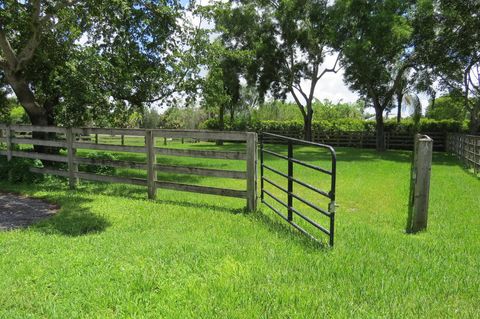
[71,181,246,215]
[29,193,110,237]
[154,198,245,215]
[248,208,329,251]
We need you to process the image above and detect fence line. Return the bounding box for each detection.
[446,133,480,175]
[261,130,448,151]
[0,124,258,211]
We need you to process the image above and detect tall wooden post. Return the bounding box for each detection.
[66,128,78,189]
[246,132,258,211]
[146,130,157,200]
[407,134,433,233]
[5,125,12,161]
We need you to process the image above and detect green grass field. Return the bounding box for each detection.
[0,140,479,318]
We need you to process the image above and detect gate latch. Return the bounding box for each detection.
[328,201,336,214]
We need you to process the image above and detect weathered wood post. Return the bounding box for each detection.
[146,130,157,200]
[95,133,98,144]
[5,125,12,161]
[66,128,78,189]
[121,134,125,146]
[407,134,433,233]
[246,132,258,211]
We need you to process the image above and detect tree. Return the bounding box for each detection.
[426,95,468,121]
[394,74,410,123]
[0,0,81,126]
[333,0,416,151]
[418,0,480,133]
[0,0,200,132]
[201,41,249,144]
[88,0,203,112]
[205,0,340,141]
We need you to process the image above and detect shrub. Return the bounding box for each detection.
[0,156,43,183]
[201,118,467,134]
[82,152,117,175]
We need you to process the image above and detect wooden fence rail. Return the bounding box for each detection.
[446,133,480,175]
[0,125,258,211]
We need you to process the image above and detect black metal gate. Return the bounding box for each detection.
[259,133,337,246]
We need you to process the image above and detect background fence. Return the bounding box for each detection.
[0,124,258,210]
[261,130,448,151]
[447,133,480,175]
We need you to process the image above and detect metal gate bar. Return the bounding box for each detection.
[260,132,337,246]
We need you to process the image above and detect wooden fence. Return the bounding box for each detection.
[446,133,480,175]
[262,130,448,151]
[0,124,258,211]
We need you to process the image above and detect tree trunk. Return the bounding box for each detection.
[303,109,313,141]
[229,107,235,123]
[469,104,480,134]
[374,104,386,152]
[397,93,403,123]
[216,104,225,146]
[4,70,60,154]
[430,91,436,110]
[5,71,48,125]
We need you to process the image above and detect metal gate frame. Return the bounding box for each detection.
[259,132,337,246]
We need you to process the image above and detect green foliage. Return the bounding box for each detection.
[0,0,201,128]
[0,156,43,184]
[159,107,208,129]
[142,108,163,129]
[426,95,468,121]
[332,0,419,149]
[251,100,364,122]
[0,92,27,125]
[9,106,29,124]
[202,117,465,134]
[82,152,117,176]
[416,1,480,133]
[203,0,338,139]
[333,0,416,99]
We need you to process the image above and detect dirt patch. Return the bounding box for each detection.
[0,193,59,231]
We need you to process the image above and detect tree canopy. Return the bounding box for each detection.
[0,0,201,129]
[0,0,478,152]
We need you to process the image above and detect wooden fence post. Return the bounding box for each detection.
[121,134,125,146]
[246,132,258,211]
[407,134,433,233]
[66,128,78,189]
[5,125,12,161]
[146,130,157,200]
[95,133,98,144]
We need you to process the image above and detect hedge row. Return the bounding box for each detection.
[201,118,468,134]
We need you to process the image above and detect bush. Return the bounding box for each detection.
[0,156,43,183]
[201,118,467,134]
[82,152,117,175]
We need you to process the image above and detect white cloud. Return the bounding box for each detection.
[286,52,360,105]
[311,54,360,103]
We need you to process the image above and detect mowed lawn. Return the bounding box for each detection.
[0,140,479,318]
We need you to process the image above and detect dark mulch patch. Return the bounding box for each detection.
[0,192,59,231]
